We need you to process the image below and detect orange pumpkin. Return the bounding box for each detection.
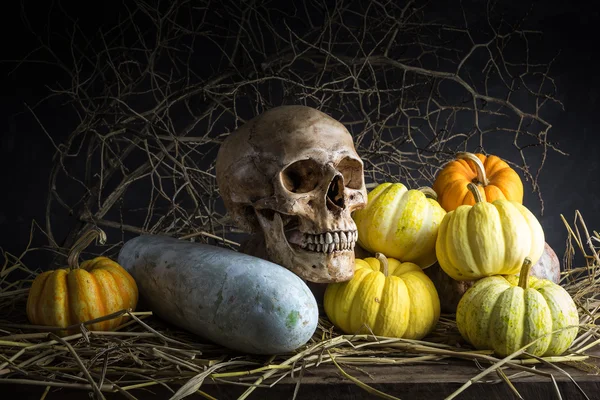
[432,152,523,212]
[26,228,138,334]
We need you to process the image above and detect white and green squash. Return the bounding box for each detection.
[456,258,579,357]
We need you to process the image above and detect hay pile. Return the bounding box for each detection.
[2,0,598,398]
[0,212,598,399]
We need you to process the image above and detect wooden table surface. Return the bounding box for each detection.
[3,354,599,400]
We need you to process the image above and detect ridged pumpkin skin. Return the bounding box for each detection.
[27,256,139,333]
[435,183,544,281]
[26,228,139,335]
[433,152,523,212]
[456,262,579,357]
[324,254,440,339]
[352,183,446,268]
[425,243,560,314]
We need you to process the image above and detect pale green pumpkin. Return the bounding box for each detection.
[456,258,579,357]
[352,183,446,269]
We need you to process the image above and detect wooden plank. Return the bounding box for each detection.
[2,356,599,399]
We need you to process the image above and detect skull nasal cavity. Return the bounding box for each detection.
[327,174,345,210]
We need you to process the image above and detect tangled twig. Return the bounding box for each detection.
[10,0,563,257]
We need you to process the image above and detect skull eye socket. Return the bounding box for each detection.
[281,159,322,193]
[337,157,364,190]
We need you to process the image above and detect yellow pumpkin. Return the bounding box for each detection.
[352,183,446,268]
[26,228,139,334]
[436,183,544,281]
[456,258,579,357]
[324,253,440,339]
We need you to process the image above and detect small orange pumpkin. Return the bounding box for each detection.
[432,152,523,212]
[26,227,138,334]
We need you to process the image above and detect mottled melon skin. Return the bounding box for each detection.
[118,235,319,354]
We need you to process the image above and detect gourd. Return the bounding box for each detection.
[531,242,561,284]
[435,183,545,281]
[423,262,475,314]
[323,253,440,340]
[352,182,446,268]
[433,152,523,212]
[426,242,560,314]
[26,228,139,334]
[117,234,319,355]
[456,258,579,357]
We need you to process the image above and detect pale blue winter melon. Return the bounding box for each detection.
[118,235,318,354]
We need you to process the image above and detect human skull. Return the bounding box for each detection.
[215,105,367,283]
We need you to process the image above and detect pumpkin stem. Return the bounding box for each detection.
[375,252,389,277]
[416,186,438,200]
[456,152,489,186]
[466,182,485,204]
[517,258,533,290]
[67,227,107,269]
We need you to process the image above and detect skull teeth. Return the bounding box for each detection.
[326,232,333,244]
[300,230,358,253]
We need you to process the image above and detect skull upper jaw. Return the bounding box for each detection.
[256,210,357,283]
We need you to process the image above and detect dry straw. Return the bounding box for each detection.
[0,212,598,399]
[2,0,597,399]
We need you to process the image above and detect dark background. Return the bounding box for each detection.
[0,2,599,399]
[1,0,599,269]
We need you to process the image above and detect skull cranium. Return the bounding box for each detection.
[215,105,367,283]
